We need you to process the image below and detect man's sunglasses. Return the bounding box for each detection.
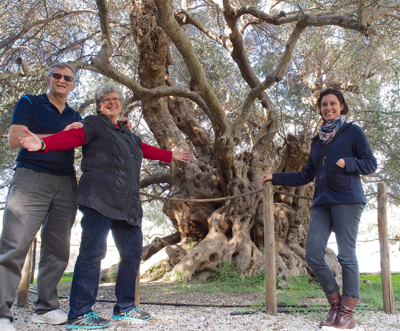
[49,73,74,82]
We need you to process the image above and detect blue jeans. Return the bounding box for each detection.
[68,206,143,319]
[305,203,364,298]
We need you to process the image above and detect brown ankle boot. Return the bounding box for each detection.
[331,296,359,329]
[319,291,341,327]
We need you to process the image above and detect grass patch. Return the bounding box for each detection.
[59,272,74,283]
[170,263,400,309]
[207,260,265,294]
[360,273,400,308]
[32,272,73,284]
[53,265,400,310]
[277,275,325,306]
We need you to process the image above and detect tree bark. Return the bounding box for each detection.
[142,231,181,260]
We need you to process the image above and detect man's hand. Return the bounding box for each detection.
[19,128,43,152]
[64,122,83,131]
[119,117,133,130]
[172,146,191,163]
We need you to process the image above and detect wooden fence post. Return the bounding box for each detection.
[263,182,277,315]
[30,237,37,284]
[17,244,32,307]
[135,265,140,307]
[377,182,395,314]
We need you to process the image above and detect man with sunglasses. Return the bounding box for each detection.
[0,63,82,331]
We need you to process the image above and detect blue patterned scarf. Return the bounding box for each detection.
[319,115,345,145]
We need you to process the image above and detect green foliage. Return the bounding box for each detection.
[59,272,74,284]
[102,272,118,283]
[148,264,169,280]
[32,272,73,284]
[172,269,400,309]
[150,265,165,275]
[187,237,197,248]
[174,271,184,282]
[278,275,325,305]
[209,260,240,282]
[360,273,400,307]
[208,260,265,294]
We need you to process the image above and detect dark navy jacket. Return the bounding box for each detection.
[11,94,81,175]
[272,123,377,207]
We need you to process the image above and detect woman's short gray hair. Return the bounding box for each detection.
[94,83,124,110]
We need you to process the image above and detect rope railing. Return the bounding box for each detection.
[140,188,316,203]
[140,188,386,203]
[140,188,263,203]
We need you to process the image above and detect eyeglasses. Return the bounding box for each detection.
[50,73,74,82]
[101,97,120,103]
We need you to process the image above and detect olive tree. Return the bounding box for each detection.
[1,0,400,280]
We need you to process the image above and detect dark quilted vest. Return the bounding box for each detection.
[76,114,143,226]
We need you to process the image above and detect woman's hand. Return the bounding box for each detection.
[261,173,273,185]
[172,146,191,163]
[119,117,133,130]
[336,158,346,168]
[64,122,83,131]
[19,128,42,151]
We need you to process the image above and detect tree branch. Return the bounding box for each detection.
[95,0,113,62]
[359,0,367,31]
[89,57,212,114]
[0,10,96,51]
[237,5,299,25]
[49,31,101,60]
[0,60,48,80]
[240,18,307,126]
[155,0,230,137]
[77,99,95,114]
[175,10,223,45]
[366,1,400,25]
[140,173,172,188]
[0,59,101,81]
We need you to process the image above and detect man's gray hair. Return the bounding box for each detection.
[94,83,124,110]
[47,63,75,80]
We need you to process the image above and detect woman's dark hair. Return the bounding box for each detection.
[317,88,349,116]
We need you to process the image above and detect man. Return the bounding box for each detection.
[0,63,82,331]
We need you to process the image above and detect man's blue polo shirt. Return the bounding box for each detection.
[11,94,82,175]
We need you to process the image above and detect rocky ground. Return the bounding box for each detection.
[10,282,400,330]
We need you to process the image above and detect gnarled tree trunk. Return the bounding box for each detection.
[128,0,341,282]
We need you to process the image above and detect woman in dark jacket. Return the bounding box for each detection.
[19,83,190,329]
[261,89,377,329]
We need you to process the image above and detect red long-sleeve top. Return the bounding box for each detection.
[41,127,172,162]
